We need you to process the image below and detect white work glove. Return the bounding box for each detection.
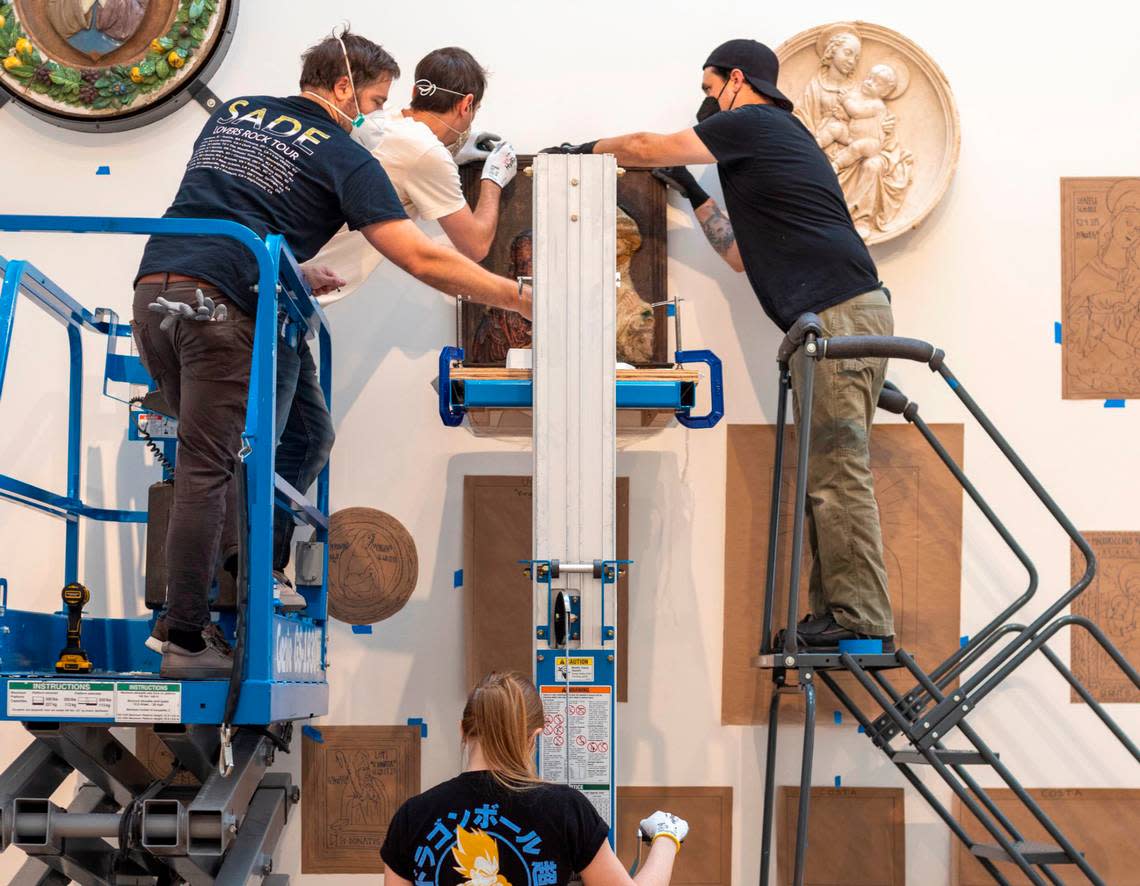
[481,140,517,189]
[639,811,688,852]
[148,289,227,332]
[453,130,502,165]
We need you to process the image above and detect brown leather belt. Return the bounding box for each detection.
[137,272,215,287]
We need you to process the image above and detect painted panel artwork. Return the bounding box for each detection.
[301,725,421,874]
[1061,178,1140,399]
[459,157,669,365]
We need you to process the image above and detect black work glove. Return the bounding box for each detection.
[539,140,598,155]
[652,166,711,210]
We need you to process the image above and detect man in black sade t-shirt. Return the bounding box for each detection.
[133,31,533,678]
[545,39,895,648]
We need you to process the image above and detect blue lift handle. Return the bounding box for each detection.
[439,346,466,427]
[675,349,724,429]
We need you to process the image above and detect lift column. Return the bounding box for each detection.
[531,153,620,839]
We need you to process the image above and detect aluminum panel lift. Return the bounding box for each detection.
[439,154,724,846]
[0,215,332,884]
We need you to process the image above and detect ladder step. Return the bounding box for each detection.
[970,841,1080,865]
[892,749,995,765]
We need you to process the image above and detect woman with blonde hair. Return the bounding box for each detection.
[381,671,688,886]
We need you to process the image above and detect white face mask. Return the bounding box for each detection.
[350,110,387,152]
[414,78,472,156]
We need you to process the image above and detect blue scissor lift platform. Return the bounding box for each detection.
[0,215,332,885]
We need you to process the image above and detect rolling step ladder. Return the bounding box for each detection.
[755,314,1140,886]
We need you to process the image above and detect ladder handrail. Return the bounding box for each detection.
[770,323,1099,743]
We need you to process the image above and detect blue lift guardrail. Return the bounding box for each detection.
[0,215,332,725]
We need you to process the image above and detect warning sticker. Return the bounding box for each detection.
[554,656,595,682]
[7,681,115,718]
[115,682,182,723]
[540,686,612,824]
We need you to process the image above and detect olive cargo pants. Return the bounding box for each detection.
[789,288,895,636]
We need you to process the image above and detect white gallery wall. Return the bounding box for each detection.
[0,0,1137,882]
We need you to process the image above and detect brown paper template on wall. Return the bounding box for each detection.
[1060,177,1140,400]
[1071,532,1140,704]
[616,787,732,886]
[327,507,419,625]
[778,787,905,885]
[952,789,1140,884]
[459,158,668,365]
[464,476,630,701]
[722,424,964,724]
[301,725,421,874]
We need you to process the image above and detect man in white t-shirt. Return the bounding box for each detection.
[312,46,517,302]
[272,47,517,583]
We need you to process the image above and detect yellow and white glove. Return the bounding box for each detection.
[639,810,689,853]
[481,140,517,190]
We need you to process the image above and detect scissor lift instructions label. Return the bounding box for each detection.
[7,680,181,722]
[540,685,612,823]
[115,682,182,722]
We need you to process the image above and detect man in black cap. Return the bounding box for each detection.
[546,39,895,650]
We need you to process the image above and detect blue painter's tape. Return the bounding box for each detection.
[833,711,842,725]
[666,303,676,317]
[838,638,883,654]
[960,635,969,648]
[302,725,323,743]
[454,569,463,588]
[351,624,373,634]
[407,717,428,738]
[96,165,111,175]
[857,724,865,734]
[1054,322,1062,344]
[1105,399,1126,408]
[834,775,842,787]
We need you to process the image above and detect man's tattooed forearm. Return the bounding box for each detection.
[699,205,736,257]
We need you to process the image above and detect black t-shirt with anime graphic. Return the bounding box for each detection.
[381,771,609,885]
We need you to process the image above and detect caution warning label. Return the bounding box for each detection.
[554,656,595,682]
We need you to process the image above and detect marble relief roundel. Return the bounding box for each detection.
[0,0,235,131]
[777,21,960,245]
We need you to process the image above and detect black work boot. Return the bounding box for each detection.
[797,612,894,652]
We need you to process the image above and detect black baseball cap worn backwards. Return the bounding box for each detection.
[704,39,793,112]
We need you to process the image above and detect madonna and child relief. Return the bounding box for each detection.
[777,22,960,246]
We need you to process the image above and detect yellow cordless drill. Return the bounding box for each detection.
[56,582,93,673]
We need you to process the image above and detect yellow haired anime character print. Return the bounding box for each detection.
[452,826,513,886]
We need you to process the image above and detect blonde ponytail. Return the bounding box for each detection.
[462,672,545,789]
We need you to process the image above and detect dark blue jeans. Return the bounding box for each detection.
[272,336,335,571]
